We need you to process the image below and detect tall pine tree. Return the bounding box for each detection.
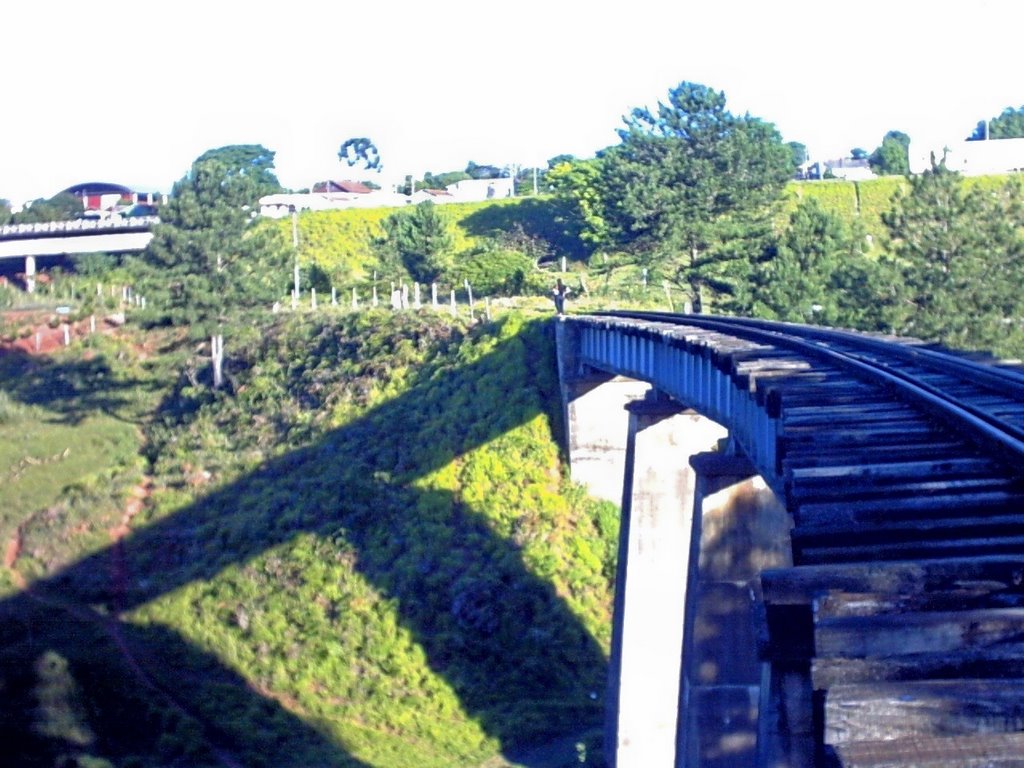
[883,167,1024,354]
[600,82,793,312]
[130,146,290,334]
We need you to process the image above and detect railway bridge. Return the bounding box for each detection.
[556,312,1024,768]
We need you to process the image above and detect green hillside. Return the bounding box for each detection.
[271,196,588,291]
[277,178,936,284]
[0,310,615,767]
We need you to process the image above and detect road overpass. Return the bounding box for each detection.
[0,216,158,290]
[557,312,1024,768]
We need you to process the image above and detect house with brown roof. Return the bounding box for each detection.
[312,180,374,194]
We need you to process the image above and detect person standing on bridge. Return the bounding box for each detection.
[552,278,571,315]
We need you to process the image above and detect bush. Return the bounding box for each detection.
[450,247,537,296]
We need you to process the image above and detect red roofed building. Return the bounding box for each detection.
[312,180,373,194]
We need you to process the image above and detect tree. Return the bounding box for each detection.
[787,141,808,169]
[751,198,887,329]
[0,199,12,226]
[129,145,290,333]
[850,147,869,161]
[465,161,503,180]
[338,137,382,171]
[11,192,83,224]
[967,105,1024,140]
[881,165,1024,353]
[868,130,911,176]
[547,154,577,169]
[377,202,455,284]
[600,81,793,311]
[420,170,471,190]
[193,144,283,199]
[547,158,611,248]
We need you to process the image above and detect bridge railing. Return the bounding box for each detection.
[0,216,160,240]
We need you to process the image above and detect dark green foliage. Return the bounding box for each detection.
[600,81,794,311]
[868,130,911,176]
[193,144,283,200]
[377,201,455,283]
[70,252,121,279]
[787,141,808,168]
[458,196,590,263]
[420,170,471,190]
[751,198,891,329]
[453,247,540,296]
[128,147,291,334]
[12,192,83,224]
[465,161,504,180]
[881,167,1024,354]
[968,105,1024,140]
[338,137,382,172]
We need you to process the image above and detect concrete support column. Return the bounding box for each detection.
[606,393,727,768]
[555,317,651,505]
[679,451,792,768]
[563,374,651,504]
[25,255,36,293]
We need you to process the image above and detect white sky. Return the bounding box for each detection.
[2,0,1022,205]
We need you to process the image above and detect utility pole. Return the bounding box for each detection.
[291,206,300,308]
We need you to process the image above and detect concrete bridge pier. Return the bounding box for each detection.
[555,318,652,504]
[678,451,792,768]
[605,391,727,768]
[25,255,35,293]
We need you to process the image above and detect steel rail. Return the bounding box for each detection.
[587,310,1024,467]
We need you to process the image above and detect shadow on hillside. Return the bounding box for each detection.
[0,322,608,767]
[0,347,156,426]
[458,197,590,263]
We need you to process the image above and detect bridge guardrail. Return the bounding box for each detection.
[0,216,160,240]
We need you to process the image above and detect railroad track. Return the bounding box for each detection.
[584,311,1024,766]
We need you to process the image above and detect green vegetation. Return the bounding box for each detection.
[868,130,911,176]
[6,88,1024,768]
[0,309,615,767]
[555,81,794,312]
[968,105,1024,140]
[127,144,291,335]
[377,201,456,283]
[274,196,588,298]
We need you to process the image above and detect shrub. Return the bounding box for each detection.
[450,247,537,296]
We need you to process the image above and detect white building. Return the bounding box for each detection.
[909,137,1024,176]
[258,176,517,217]
[443,177,514,201]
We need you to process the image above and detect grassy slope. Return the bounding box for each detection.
[271,196,586,288]
[281,174,1018,281]
[0,309,616,768]
[0,334,154,588]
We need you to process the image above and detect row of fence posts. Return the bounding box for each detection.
[55,280,493,390]
[31,312,101,353]
[27,281,140,352]
[281,280,492,323]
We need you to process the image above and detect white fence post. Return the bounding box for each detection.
[212,335,224,389]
